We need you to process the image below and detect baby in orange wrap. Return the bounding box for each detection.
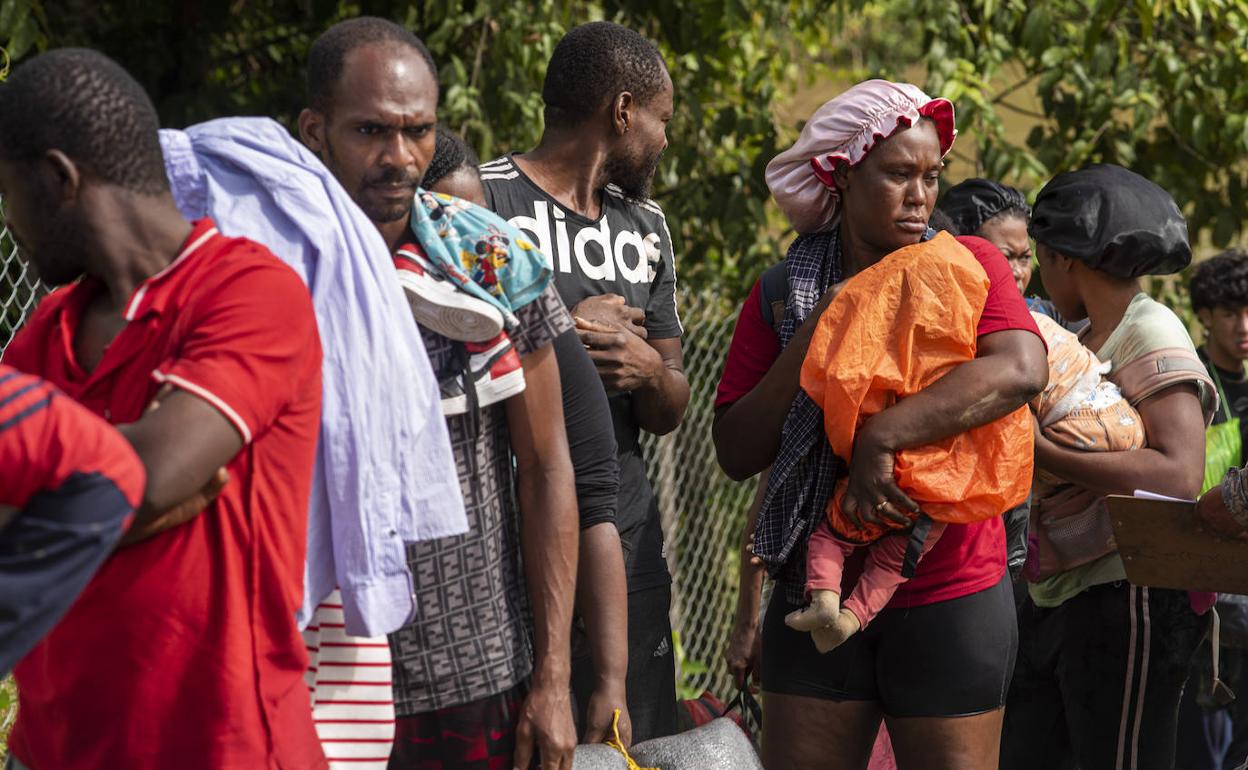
[784,232,1033,652]
[786,234,1141,653]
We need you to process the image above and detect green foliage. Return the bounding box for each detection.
[7,0,841,297]
[671,630,710,701]
[0,0,47,63]
[911,0,1248,248]
[5,0,1247,292]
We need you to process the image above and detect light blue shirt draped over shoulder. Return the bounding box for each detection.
[160,117,467,637]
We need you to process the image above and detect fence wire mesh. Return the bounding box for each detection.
[0,217,41,354]
[0,205,754,709]
[644,289,756,700]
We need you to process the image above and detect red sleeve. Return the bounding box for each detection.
[715,280,782,409]
[154,244,321,445]
[955,235,1042,341]
[0,366,145,510]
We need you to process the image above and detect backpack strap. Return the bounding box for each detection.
[1109,347,1218,426]
[758,261,788,337]
[1205,354,1239,424]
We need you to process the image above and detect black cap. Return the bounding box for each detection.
[938,178,1029,236]
[1029,164,1190,278]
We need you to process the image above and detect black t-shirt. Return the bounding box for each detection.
[1201,347,1248,450]
[482,154,681,592]
[552,329,619,530]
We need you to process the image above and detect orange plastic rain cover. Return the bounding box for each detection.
[800,231,1033,542]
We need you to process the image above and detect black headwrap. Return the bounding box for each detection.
[937,178,1029,236]
[1029,164,1191,278]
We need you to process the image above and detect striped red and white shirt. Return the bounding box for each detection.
[304,591,396,768]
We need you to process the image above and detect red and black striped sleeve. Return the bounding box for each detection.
[0,365,145,512]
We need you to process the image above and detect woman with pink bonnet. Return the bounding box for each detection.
[713,79,1049,769]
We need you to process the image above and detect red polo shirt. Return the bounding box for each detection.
[715,235,1041,607]
[3,219,326,770]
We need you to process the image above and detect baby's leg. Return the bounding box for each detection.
[785,520,851,633]
[805,518,850,596]
[843,521,947,631]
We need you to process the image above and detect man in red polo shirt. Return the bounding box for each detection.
[0,49,326,769]
[0,364,145,676]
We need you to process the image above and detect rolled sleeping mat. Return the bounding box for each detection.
[571,744,630,770]
[628,718,764,770]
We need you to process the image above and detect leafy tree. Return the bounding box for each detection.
[911,0,1248,248]
[3,0,1246,297]
[0,0,44,66]
[2,0,835,295]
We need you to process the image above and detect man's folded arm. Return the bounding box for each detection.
[117,388,242,539]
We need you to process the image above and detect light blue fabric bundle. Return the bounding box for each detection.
[409,190,553,329]
[161,117,467,637]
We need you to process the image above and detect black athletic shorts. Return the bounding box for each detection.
[761,573,1017,717]
[571,582,678,743]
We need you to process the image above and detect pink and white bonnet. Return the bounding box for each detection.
[766,80,957,234]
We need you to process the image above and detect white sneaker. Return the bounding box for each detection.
[395,243,505,343]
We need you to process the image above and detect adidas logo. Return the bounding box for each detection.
[506,200,662,285]
[653,636,671,658]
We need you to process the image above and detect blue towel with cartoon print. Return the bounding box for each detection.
[409,190,552,329]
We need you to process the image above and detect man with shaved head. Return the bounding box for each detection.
[0,48,325,770]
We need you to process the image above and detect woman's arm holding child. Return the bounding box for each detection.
[1035,383,1205,500]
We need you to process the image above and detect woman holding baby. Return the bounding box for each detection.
[713,80,1048,769]
[715,77,1219,770]
[1000,165,1218,770]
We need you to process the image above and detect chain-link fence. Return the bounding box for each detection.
[0,218,753,712]
[643,290,756,700]
[0,217,40,354]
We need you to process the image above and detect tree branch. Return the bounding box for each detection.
[1164,125,1218,170]
[992,71,1041,104]
[1081,119,1114,160]
[948,146,979,170]
[998,99,1048,120]
[460,14,492,138]
[955,0,974,27]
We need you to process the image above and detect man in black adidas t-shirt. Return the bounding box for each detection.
[482,21,689,742]
[1180,249,1248,770]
